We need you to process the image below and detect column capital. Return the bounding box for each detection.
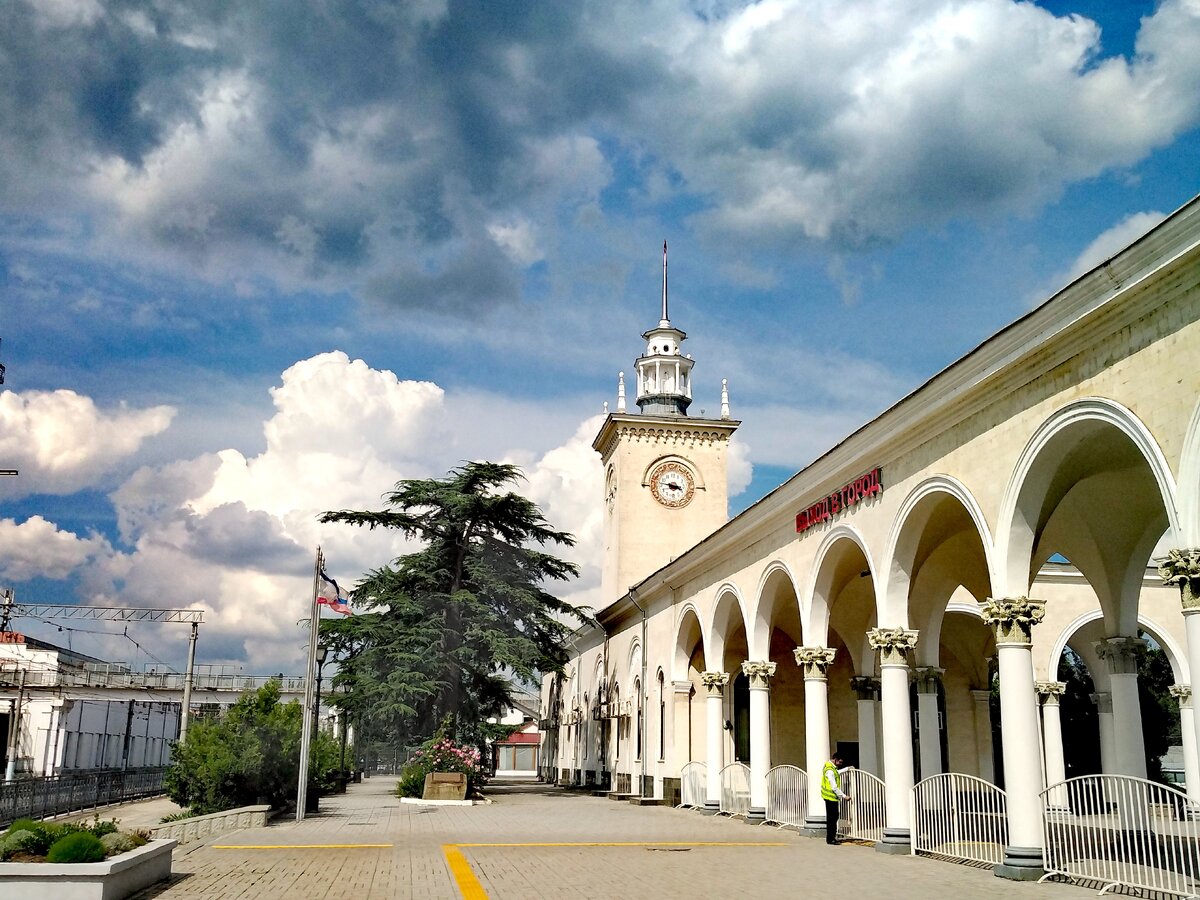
[700,671,729,695]
[867,627,918,665]
[741,660,777,688]
[1170,684,1193,708]
[970,688,992,704]
[1090,691,1113,715]
[981,596,1045,645]
[850,675,880,700]
[1093,636,1146,675]
[793,646,836,679]
[1036,681,1066,705]
[672,680,695,696]
[913,667,944,693]
[1157,548,1200,610]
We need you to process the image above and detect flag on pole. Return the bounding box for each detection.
[317,568,353,615]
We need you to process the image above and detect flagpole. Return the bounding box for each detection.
[296,546,323,822]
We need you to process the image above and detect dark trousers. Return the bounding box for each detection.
[824,798,840,844]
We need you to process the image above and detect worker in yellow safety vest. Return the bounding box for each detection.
[820,752,849,845]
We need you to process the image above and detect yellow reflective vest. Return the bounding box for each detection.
[820,761,841,801]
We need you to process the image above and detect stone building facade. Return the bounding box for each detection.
[541,194,1200,879]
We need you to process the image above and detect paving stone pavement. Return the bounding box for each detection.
[118,777,1098,900]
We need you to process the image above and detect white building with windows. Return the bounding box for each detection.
[541,193,1200,881]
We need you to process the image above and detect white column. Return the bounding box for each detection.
[1091,691,1116,774]
[1158,551,1200,792]
[1188,612,1200,783]
[1170,685,1199,803]
[851,676,880,776]
[970,689,994,782]
[742,661,776,822]
[671,680,694,771]
[867,628,919,853]
[1095,636,1148,779]
[795,647,837,835]
[1157,553,1200,794]
[915,667,943,781]
[1037,682,1068,809]
[983,597,1047,880]
[701,671,728,814]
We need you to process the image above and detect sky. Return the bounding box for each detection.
[1,0,1198,675]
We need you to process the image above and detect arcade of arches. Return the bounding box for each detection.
[540,195,1200,879]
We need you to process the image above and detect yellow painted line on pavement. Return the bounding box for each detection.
[444,844,490,900]
[213,843,393,849]
[455,840,790,847]
[443,840,789,899]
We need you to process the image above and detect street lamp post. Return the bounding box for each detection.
[313,646,328,736]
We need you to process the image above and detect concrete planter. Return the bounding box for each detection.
[0,838,176,900]
[150,804,271,845]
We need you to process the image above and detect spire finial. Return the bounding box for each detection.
[617,371,626,413]
[660,240,669,326]
[720,378,730,420]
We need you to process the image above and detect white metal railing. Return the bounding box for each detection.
[911,773,1008,866]
[719,762,751,817]
[765,765,808,828]
[680,761,707,808]
[838,768,887,843]
[1041,774,1200,898]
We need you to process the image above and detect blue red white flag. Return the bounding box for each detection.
[317,568,353,615]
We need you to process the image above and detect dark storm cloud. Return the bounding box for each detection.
[183,501,308,573]
[0,0,662,312]
[364,241,521,314]
[3,0,1199,305]
[0,2,221,172]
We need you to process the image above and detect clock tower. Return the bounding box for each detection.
[594,243,740,606]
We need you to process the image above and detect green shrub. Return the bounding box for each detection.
[46,831,107,863]
[86,815,120,838]
[4,818,44,837]
[3,820,53,855]
[165,679,343,815]
[100,832,138,856]
[0,829,40,860]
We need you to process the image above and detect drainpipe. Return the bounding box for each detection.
[629,588,648,798]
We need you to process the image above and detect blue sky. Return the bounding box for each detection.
[1,0,1198,673]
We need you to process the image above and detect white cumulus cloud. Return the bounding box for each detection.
[0,515,110,581]
[0,389,174,497]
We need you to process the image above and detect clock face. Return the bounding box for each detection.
[649,461,695,508]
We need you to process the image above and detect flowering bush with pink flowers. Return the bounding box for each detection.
[397,732,485,798]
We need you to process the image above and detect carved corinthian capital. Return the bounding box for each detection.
[867,628,918,665]
[980,597,1045,645]
[849,675,879,700]
[741,660,777,688]
[792,646,836,679]
[1170,684,1193,708]
[1157,548,1200,610]
[1094,636,1146,675]
[1036,681,1066,704]
[700,671,730,695]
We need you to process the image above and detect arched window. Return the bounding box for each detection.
[634,678,643,761]
[657,672,666,761]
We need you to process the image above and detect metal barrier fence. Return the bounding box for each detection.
[1041,774,1200,898]
[0,768,167,828]
[679,761,707,808]
[765,765,808,828]
[838,768,887,843]
[719,762,751,817]
[911,772,1008,866]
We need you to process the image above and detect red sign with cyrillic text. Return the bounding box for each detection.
[795,467,882,533]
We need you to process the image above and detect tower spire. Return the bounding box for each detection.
[660,240,669,327]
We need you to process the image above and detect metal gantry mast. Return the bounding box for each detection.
[0,596,207,761]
